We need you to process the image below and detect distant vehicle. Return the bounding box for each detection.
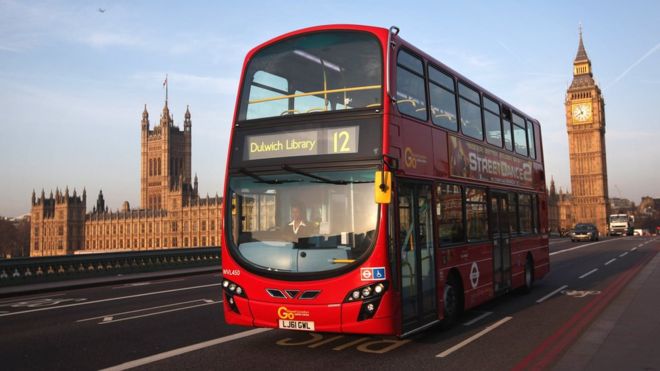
[608,214,633,236]
[571,223,599,242]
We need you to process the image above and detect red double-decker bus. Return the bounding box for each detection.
[221,24,549,336]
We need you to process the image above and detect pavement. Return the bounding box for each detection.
[555,245,660,370]
[0,265,220,298]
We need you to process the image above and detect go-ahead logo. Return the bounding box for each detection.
[404,147,428,169]
[277,306,310,320]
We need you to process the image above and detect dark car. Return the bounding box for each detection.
[571,223,599,242]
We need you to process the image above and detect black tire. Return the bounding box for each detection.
[522,257,534,293]
[441,275,462,328]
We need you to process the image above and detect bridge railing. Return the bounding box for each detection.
[0,247,220,287]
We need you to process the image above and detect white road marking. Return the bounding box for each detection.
[0,283,221,317]
[631,247,638,251]
[579,269,598,279]
[101,328,272,371]
[436,317,512,358]
[619,252,629,258]
[550,239,613,256]
[0,293,66,306]
[99,301,220,324]
[112,278,186,289]
[604,258,616,266]
[463,311,493,326]
[536,285,568,304]
[77,299,220,323]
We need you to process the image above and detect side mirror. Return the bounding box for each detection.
[374,171,392,204]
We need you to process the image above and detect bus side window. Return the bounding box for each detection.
[502,107,513,151]
[527,120,537,159]
[396,49,427,121]
[484,96,502,147]
[429,66,458,131]
[458,83,483,140]
[436,183,465,245]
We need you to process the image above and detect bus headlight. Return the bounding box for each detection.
[344,282,388,321]
[344,282,388,302]
[222,278,247,314]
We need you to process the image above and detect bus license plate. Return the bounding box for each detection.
[278,319,315,331]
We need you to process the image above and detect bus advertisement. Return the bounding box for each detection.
[221,24,549,337]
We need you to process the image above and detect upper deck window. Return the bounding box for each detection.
[483,96,502,147]
[396,50,427,121]
[458,83,483,140]
[512,113,528,156]
[429,66,457,131]
[238,31,382,121]
[526,119,536,159]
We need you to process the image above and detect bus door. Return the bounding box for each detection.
[397,181,437,333]
[490,192,512,293]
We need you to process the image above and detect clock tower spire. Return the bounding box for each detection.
[565,26,610,235]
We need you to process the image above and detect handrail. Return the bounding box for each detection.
[248,85,381,104]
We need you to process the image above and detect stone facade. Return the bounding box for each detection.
[562,29,610,234]
[30,100,222,256]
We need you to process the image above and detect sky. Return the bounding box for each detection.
[1,0,659,217]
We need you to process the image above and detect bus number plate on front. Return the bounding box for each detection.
[278,319,315,331]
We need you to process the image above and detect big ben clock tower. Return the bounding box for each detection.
[565,27,610,234]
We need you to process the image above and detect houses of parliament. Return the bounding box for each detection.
[29,98,222,256]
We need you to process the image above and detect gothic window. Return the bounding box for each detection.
[202,236,207,246]
[202,221,207,231]
[210,220,215,231]
[157,158,162,176]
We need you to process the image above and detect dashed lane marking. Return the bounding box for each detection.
[604,258,616,266]
[436,317,513,358]
[619,252,629,258]
[463,311,493,326]
[579,269,598,279]
[100,328,271,371]
[536,285,568,304]
[550,239,616,256]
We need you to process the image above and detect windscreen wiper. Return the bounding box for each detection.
[239,168,301,185]
[281,165,372,185]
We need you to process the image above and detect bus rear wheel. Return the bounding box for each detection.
[522,257,534,293]
[441,275,462,328]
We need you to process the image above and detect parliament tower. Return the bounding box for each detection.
[565,28,610,234]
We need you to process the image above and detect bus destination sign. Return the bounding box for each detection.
[245,126,359,160]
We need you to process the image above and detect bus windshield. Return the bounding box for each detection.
[227,169,378,274]
[238,31,382,121]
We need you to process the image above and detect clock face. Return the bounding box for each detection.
[572,103,592,122]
